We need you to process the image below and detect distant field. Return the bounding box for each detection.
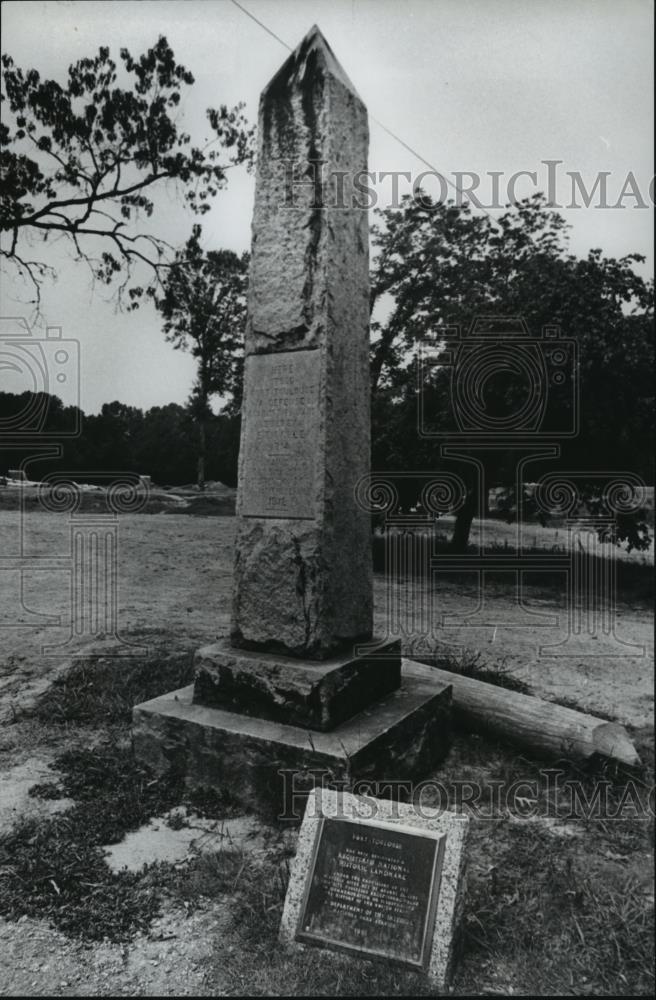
[433,514,655,565]
[2,483,652,561]
[0,509,653,727]
[0,481,236,516]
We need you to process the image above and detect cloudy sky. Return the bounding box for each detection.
[1,0,653,414]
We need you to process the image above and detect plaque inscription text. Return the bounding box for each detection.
[241,350,320,519]
[296,816,446,969]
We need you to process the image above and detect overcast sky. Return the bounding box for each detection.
[1,0,653,414]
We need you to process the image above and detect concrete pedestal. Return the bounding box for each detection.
[193,637,401,731]
[132,660,452,818]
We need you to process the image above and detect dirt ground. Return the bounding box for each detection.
[0,891,233,997]
[0,510,652,726]
[0,726,289,997]
[0,509,653,996]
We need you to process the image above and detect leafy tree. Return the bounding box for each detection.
[0,36,254,311]
[133,402,197,485]
[370,193,654,551]
[0,391,240,487]
[151,224,248,489]
[88,400,145,472]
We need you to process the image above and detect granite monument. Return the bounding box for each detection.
[132,26,452,812]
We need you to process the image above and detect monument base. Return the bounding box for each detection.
[193,637,401,731]
[132,661,452,818]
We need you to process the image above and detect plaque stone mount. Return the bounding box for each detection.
[279,788,469,990]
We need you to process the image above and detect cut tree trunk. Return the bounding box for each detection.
[404,659,640,767]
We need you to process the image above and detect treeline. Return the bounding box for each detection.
[0,392,240,487]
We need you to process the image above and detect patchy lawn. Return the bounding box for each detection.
[0,509,653,995]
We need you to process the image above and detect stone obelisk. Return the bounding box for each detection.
[132,27,451,810]
[232,25,372,657]
[192,25,402,730]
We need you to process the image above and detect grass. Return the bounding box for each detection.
[3,717,653,993]
[372,517,654,601]
[173,843,437,996]
[1,647,245,944]
[3,611,653,993]
[0,814,160,941]
[30,641,197,726]
[412,646,640,726]
[151,719,654,996]
[460,820,654,996]
[177,772,653,996]
[1,741,247,942]
[415,646,651,733]
[413,646,532,693]
[0,743,186,940]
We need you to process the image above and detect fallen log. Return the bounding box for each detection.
[404,659,641,768]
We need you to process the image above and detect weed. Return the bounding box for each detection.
[200,854,436,996]
[30,648,196,726]
[184,784,242,820]
[27,781,64,799]
[415,647,531,694]
[0,744,186,940]
[0,814,159,941]
[461,821,654,996]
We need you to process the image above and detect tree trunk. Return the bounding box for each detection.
[197,417,206,492]
[450,488,478,554]
[405,660,640,768]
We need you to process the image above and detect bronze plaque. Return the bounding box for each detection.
[240,350,320,519]
[296,815,446,970]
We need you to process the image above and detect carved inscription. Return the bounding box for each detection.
[241,350,320,519]
[296,816,445,969]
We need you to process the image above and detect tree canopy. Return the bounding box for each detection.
[369,193,654,550]
[0,36,254,311]
[151,224,248,488]
[0,390,241,488]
